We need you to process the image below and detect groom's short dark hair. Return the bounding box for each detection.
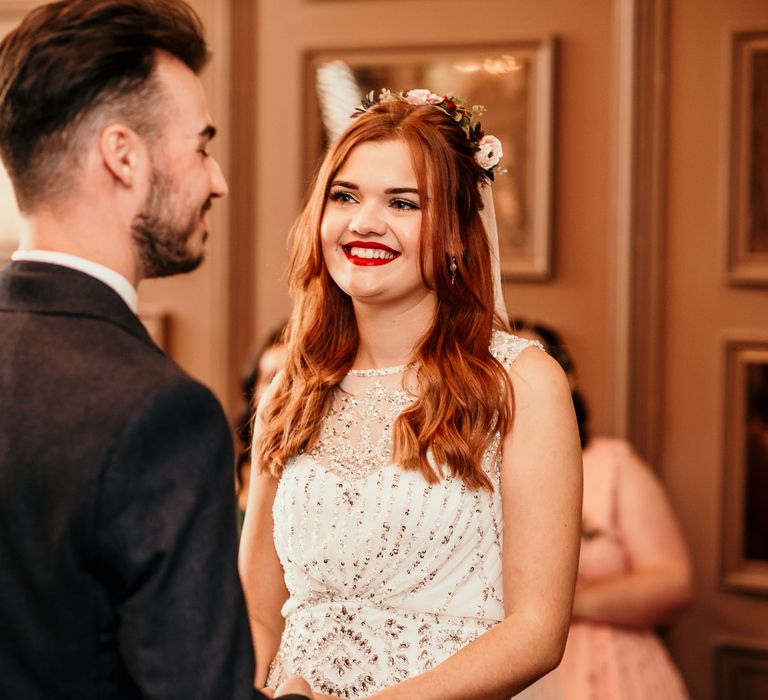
[0,0,208,212]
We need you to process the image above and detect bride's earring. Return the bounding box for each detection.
[449,255,458,285]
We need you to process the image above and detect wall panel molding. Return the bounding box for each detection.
[229,0,259,412]
[616,0,669,464]
[715,639,768,700]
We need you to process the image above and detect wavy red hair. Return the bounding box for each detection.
[256,99,512,490]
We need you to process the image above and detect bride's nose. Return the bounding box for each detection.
[348,202,386,236]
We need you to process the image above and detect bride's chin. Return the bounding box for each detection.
[341,281,388,301]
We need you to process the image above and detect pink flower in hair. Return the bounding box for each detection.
[403,89,432,105]
[475,134,503,170]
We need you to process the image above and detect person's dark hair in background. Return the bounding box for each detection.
[511,318,590,447]
[237,324,289,463]
[236,323,288,516]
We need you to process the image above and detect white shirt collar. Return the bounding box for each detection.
[11,250,138,314]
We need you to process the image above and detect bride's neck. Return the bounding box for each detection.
[352,293,436,370]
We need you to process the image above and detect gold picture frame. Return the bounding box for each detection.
[714,638,768,699]
[721,334,768,595]
[726,31,768,285]
[304,40,556,281]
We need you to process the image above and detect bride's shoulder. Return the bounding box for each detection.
[491,332,573,422]
[490,329,545,370]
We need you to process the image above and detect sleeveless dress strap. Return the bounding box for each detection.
[490,330,544,371]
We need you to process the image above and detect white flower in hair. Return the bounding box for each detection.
[475,134,503,170]
[403,89,432,105]
[378,88,398,103]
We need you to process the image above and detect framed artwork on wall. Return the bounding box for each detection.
[726,31,768,286]
[721,334,768,595]
[715,640,768,700]
[304,40,556,281]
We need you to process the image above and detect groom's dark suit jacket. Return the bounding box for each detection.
[0,262,302,700]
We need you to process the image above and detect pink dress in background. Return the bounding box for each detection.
[559,437,690,700]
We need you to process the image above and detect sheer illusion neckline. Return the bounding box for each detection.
[346,365,407,377]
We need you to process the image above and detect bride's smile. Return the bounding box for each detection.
[341,241,400,265]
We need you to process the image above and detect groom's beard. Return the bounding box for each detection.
[131,166,209,279]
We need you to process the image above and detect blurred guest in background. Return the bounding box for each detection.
[236,323,288,528]
[513,319,693,700]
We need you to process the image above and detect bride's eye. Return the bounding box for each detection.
[391,198,420,211]
[329,190,357,204]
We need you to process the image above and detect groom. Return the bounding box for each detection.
[0,1,309,698]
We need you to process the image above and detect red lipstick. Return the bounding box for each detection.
[341,241,401,267]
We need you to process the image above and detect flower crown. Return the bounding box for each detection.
[351,88,504,181]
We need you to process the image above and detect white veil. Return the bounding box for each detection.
[479,183,510,330]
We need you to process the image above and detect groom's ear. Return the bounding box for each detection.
[99,123,150,189]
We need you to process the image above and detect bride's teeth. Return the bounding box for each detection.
[349,246,396,260]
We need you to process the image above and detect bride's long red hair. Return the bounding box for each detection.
[256,99,512,490]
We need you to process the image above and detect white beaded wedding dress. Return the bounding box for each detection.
[266,331,561,699]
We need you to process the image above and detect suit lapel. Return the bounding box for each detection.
[0,261,160,352]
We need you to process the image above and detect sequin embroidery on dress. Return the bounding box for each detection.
[267,332,557,699]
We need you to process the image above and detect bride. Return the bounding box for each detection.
[239,90,582,699]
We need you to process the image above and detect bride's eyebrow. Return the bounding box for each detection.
[328,181,419,196]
